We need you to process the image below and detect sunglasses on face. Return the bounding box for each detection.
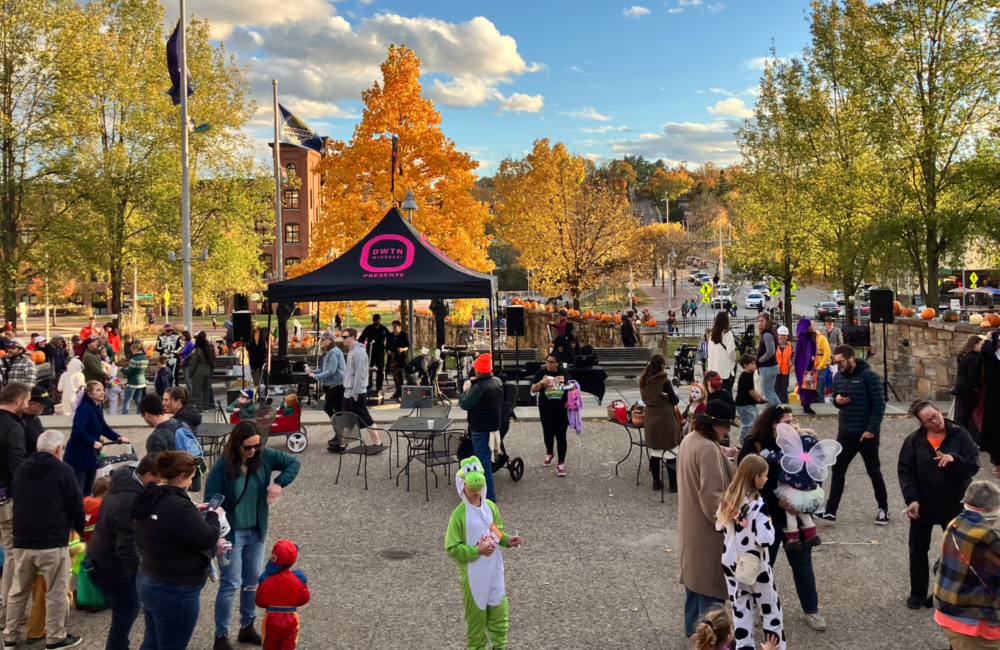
[242,443,261,451]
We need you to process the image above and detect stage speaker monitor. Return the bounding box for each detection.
[506,305,526,337]
[232,311,252,343]
[869,289,895,324]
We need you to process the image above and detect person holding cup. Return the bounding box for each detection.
[530,353,573,477]
[459,353,504,501]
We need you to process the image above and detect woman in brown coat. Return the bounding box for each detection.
[639,354,681,492]
[677,399,738,636]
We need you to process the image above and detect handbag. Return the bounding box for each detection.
[802,357,818,391]
[734,552,762,585]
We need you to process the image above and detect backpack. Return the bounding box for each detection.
[173,426,203,458]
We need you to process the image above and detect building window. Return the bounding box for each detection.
[285,257,300,268]
[286,163,296,175]
[283,189,299,209]
[284,223,300,244]
[260,254,272,275]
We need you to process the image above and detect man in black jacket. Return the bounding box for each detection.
[21,386,52,457]
[3,429,85,649]
[817,345,889,525]
[87,456,158,649]
[358,314,390,393]
[458,354,504,501]
[0,381,29,622]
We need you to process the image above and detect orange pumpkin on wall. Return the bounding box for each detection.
[601,314,612,323]
[902,308,914,317]
[31,350,45,364]
[614,314,623,324]
[920,308,935,320]
[988,313,1000,327]
[893,301,902,316]
[646,317,658,327]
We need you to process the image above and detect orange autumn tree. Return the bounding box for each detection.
[297,45,493,324]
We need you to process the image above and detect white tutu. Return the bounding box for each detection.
[774,483,825,514]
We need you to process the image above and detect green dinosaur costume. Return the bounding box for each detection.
[445,456,512,650]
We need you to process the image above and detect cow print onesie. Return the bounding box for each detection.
[716,494,786,649]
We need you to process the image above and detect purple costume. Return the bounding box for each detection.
[794,319,818,407]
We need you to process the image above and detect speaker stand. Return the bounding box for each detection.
[880,321,899,402]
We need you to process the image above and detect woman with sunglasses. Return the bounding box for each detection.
[738,404,827,632]
[205,421,301,650]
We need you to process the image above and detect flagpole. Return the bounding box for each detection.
[179,0,193,334]
[273,80,283,284]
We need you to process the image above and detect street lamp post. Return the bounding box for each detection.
[401,188,418,343]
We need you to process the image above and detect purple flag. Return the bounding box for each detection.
[166,20,192,106]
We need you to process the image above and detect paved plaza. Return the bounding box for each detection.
[49,414,996,650]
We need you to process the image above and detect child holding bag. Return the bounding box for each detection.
[715,454,786,650]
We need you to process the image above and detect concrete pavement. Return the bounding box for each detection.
[52,414,991,650]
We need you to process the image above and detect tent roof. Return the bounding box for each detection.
[268,207,497,303]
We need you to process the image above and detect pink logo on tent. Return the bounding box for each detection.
[360,235,414,274]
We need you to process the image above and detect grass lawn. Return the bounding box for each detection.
[579,283,651,312]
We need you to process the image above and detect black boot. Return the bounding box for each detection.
[214,635,234,650]
[237,621,262,645]
[650,458,663,491]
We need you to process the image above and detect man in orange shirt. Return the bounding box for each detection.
[79,317,99,341]
[774,326,793,404]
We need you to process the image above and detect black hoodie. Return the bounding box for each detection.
[0,409,25,493]
[174,406,202,434]
[131,483,219,585]
[12,451,85,549]
[88,467,145,576]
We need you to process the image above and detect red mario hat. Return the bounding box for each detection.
[270,539,298,567]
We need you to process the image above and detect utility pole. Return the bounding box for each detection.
[273,80,283,284]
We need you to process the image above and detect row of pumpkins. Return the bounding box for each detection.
[0,350,48,364]
[509,298,658,327]
[894,301,1000,327]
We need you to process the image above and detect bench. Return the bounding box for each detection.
[594,347,651,377]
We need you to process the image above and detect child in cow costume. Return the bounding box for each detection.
[255,540,310,650]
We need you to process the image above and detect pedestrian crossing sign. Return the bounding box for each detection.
[769,278,780,295]
[700,283,712,298]
[970,272,979,289]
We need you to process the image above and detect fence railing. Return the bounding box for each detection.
[658,313,856,338]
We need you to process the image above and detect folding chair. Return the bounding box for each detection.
[331,412,390,489]
[410,429,463,501]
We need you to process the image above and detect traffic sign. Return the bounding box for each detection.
[137,293,153,300]
[700,283,712,299]
[702,294,710,303]
[769,278,780,295]
[970,272,979,289]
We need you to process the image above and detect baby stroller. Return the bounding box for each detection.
[458,397,524,482]
[672,344,698,386]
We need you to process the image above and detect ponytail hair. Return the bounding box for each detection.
[717,454,768,526]
[690,607,732,650]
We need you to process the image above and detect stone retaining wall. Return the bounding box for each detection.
[870,317,997,401]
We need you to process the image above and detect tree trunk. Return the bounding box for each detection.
[572,296,580,311]
[110,264,123,331]
[843,281,855,326]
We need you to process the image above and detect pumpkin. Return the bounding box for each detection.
[920,308,935,320]
[30,350,45,364]
[646,317,657,327]
[942,310,959,322]
[582,310,592,320]
[545,304,553,312]
[970,313,984,326]
[893,300,903,316]
[512,297,522,305]
[601,314,612,323]
[902,308,914,317]
[990,313,1000,327]
[146,346,155,358]
[614,314,622,324]
[0,350,6,358]
[291,335,299,342]
[289,341,297,348]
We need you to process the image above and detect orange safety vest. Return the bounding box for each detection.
[776,344,792,375]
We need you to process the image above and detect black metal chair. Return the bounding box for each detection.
[331,412,391,489]
[409,429,463,501]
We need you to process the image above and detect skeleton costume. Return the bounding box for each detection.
[445,457,512,650]
[717,494,786,650]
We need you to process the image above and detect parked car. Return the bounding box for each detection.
[690,271,702,283]
[829,289,846,306]
[753,283,770,298]
[711,290,733,309]
[745,292,765,309]
[815,301,841,319]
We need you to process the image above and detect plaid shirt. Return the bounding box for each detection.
[935,510,1000,625]
[5,355,36,386]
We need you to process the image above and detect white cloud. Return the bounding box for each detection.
[678,0,702,5]
[743,55,789,70]
[496,92,545,114]
[668,8,683,13]
[584,153,604,162]
[580,125,635,133]
[559,106,613,121]
[694,89,705,94]
[225,13,542,117]
[707,97,754,117]
[709,88,736,96]
[623,6,651,18]
[607,118,744,165]
[707,2,725,11]
[744,85,761,96]
[568,66,586,74]
[190,0,334,38]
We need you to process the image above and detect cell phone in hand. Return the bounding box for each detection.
[204,494,224,516]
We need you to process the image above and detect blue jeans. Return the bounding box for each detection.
[214,526,265,636]
[122,386,145,415]
[738,405,757,446]
[87,561,140,650]
[758,364,780,405]
[75,468,97,496]
[768,529,819,614]
[470,431,496,502]
[136,572,203,650]
[816,370,826,403]
[684,588,724,636]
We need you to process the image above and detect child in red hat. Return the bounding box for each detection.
[255,540,310,650]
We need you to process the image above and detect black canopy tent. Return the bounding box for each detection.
[266,207,499,381]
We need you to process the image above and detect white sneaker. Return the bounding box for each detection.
[805,612,827,631]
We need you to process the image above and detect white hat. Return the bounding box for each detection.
[777,326,789,335]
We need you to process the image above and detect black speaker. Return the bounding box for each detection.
[506,305,525,336]
[843,325,871,347]
[232,311,252,343]
[869,289,895,324]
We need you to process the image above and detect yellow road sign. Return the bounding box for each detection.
[700,283,712,298]
[970,272,979,289]
[702,295,710,303]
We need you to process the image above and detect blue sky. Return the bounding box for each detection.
[185,0,815,175]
